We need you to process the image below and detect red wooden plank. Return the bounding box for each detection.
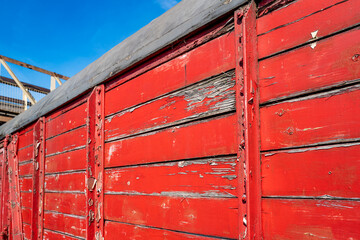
[43,230,84,240]
[257,0,360,58]
[20,192,32,208]
[23,223,31,240]
[45,148,86,173]
[22,208,31,225]
[262,143,360,198]
[105,114,237,168]
[257,0,344,34]
[45,172,85,192]
[44,193,86,216]
[19,177,32,192]
[18,129,33,150]
[17,146,32,162]
[19,162,33,176]
[105,157,237,198]
[45,127,87,156]
[261,85,360,150]
[104,194,238,239]
[44,212,86,238]
[105,73,235,141]
[105,221,223,240]
[104,32,235,116]
[262,199,360,239]
[0,137,10,238]
[46,102,87,139]
[260,28,360,103]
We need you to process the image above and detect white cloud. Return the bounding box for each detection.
[156,0,179,10]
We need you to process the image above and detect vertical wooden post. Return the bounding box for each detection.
[50,76,56,91]
[31,118,45,240]
[8,134,24,240]
[86,85,104,240]
[235,1,261,239]
[22,93,28,110]
[0,136,10,239]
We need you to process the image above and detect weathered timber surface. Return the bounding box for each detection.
[0,0,247,138]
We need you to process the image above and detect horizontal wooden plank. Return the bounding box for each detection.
[262,143,360,198]
[21,191,32,208]
[44,211,86,238]
[262,199,360,239]
[105,156,237,198]
[46,102,87,139]
[104,195,238,239]
[19,177,32,192]
[18,146,32,162]
[257,0,360,58]
[104,32,235,116]
[19,162,33,176]
[18,128,33,149]
[45,192,86,216]
[261,85,360,150]
[259,27,360,103]
[22,207,31,224]
[46,127,86,156]
[45,172,85,192]
[257,0,343,35]
[23,223,31,240]
[105,72,235,141]
[105,114,237,168]
[44,229,84,240]
[105,221,226,240]
[45,148,86,173]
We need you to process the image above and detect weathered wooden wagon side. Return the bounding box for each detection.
[0,0,359,239]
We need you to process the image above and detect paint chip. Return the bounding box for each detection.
[310,42,317,49]
[311,30,318,39]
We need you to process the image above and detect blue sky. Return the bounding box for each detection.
[0,0,179,90]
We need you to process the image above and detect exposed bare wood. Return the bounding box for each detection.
[0,55,69,80]
[0,115,13,123]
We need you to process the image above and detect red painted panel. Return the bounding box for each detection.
[260,28,360,103]
[44,230,83,240]
[44,212,86,238]
[262,143,360,198]
[105,32,235,116]
[105,157,237,197]
[104,194,238,239]
[105,221,222,240]
[45,172,85,192]
[262,199,360,239]
[22,207,31,225]
[17,146,32,162]
[44,193,86,216]
[45,148,86,173]
[105,74,235,140]
[261,86,360,150]
[257,0,360,58]
[46,103,87,139]
[46,127,87,156]
[105,114,237,168]
[19,177,32,192]
[19,162,33,176]
[23,223,31,240]
[257,0,343,35]
[18,129,33,150]
[20,192,32,208]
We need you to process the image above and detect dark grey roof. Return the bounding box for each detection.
[0,0,247,137]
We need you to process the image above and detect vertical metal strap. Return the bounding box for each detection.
[86,85,105,240]
[31,118,45,239]
[235,1,261,239]
[0,136,10,239]
[8,134,24,240]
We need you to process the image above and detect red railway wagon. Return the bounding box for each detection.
[0,0,359,239]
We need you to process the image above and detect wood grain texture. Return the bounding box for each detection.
[262,199,360,239]
[262,143,360,198]
[105,114,237,168]
[259,27,360,103]
[104,194,238,239]
[105,33,236,117]
[261,85,360,150]
[105,72,235,141]
[105,157,237,198]
[257,0,360,58]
